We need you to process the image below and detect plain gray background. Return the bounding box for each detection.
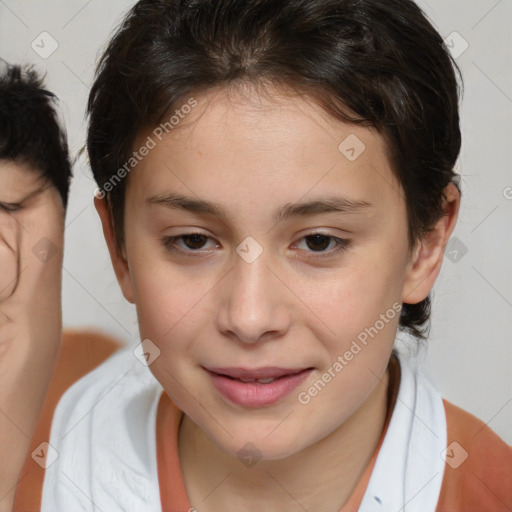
[0,0,511,444]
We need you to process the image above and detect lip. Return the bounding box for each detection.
[204,366,313,407]
[205,366,307,380]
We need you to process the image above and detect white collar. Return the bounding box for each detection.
[41,345,163,511]
[359,349,447,512]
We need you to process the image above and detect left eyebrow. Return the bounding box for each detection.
[146,192,373,223]
[276,196,373,222]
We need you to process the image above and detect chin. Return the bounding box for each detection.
[222,437,302,465]
[212,419,308,462]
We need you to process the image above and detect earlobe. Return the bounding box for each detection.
[94,196,135,304]
[402,182,460,304]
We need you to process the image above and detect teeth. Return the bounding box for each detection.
[235,377,276,384]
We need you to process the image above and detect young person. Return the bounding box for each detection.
[37,1,512,511]
[0,62,71,512]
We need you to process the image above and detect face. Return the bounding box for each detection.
[0,160,63,307]
[99,85,445,460]
[0,162,40,298]
[0,159,64,429]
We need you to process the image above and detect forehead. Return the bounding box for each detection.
[0,159,44,200]
[127,84,404,220]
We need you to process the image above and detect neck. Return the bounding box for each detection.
[178,362,395,512]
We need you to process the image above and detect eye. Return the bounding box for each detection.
[162,233,219,255]
[161,231,351,259]
[0,202,21,213]
[294,232,351,258]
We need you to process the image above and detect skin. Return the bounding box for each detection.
[96,84,460,512]
[0,161,64,512]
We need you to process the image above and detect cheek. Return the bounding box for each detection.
[129,250,209,354]
[299,252,405,345]
[132,271,186,341]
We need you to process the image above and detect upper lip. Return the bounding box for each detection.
[204,366,310,380]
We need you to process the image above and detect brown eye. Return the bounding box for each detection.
[305,234,332,252]
[162,232,218,255]
[294,232,351,260]
[181,234,208,249]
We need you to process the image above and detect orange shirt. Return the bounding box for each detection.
[436,400,512,511]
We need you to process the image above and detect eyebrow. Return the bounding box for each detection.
[146,192,373,223]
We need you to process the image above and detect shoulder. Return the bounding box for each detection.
[13,329,122,511]
[436,399,512,512]
[39,335,163,511]
[44,334,161,449]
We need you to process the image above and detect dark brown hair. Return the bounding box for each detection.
[0,62,72,208]
[87,0,462,339]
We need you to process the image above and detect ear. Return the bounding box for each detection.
[402,182,460,304]
[94,195,135,304]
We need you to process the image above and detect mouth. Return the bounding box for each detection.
[204,366,314,407]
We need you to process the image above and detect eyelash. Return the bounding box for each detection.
[0,202,21,213]
[161,231,351,260]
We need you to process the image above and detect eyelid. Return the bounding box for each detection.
[291,231,351,259]
[0,202,22,213]
[162,231,219,255]
[162,230,351,259]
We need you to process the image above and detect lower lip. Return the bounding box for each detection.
[207,369,313,407]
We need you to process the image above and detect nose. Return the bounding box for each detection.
[216,248,292,345]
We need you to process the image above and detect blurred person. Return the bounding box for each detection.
[0,62,71,512]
